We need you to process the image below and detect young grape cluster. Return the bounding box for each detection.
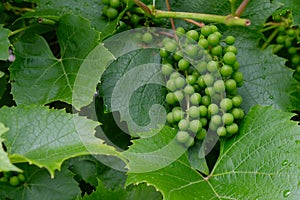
[0,172,26,187]
[159,25,245,147]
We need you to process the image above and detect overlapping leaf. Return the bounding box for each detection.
[126,106,300,199]
[0,105,124,178]
[275,0,300,25]
[0,25,11,60]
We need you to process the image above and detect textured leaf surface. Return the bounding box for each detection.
[0,163,81,200]
[0,105,123,178]
[0,25,11,60]
[226,27,300,112]
[127,106,300,199]
[10,14,101,107]
[275,0,300,25]
[0,123,21,172]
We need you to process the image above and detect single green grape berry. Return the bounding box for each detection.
[174,90,184,102]
[225,46,238,54]
[130,14,140,25]
[189,120,202,133]
[296,66,300,74]
[165,41,177,52]
[178,119,190,131]
[185,136,194,147]
[161,63,173,76]
[9,176,21,187]
[223,52,236,65]
[208,103,219,115]
[195,61,207,73]
[232,95,243,107]
[288,47,297,55]
[142,32,153,43]
[220,98,233,111]
[276,35,286,44]
[207,33,220,46]
[160,48,169,58]
[190,93,202,105]
[173,109,184,122]
[211,45,223,56]
[162,37,171,45]
[110,0,121,8]
[102,0,110,5]
[186,75,197,85]
[18,174,25,182]
[166,93,177,104]
[220,65,233,77]
[170,71,181,79]
[233,61,240,71]
[189,106,200,118]
[292,54,300,65]
[185,44,198,58]
[196,128,207,140]
[197,76,206,88]
[202,73,215,86]
[183,85,195,95]
[173,51,183,61]
[174,76,186,89]
[176,131,190,144]
[232,71,243,83]
[201,95,211,107]
[214,31,222,39]
[217,126,227,136]
[226,123,239,135]
[0,177,8,183]
[167,112,175,124]
[199,105,208,117]
[200,118,208,127]
[166,79,176,91]
[231,108,244,119]
[213,80,226,93]
[201,26,212,37]
[210,25,218,32]
[178,59,190,70]
[205,86,216,96]
[102,5,109,15]
[207,61,218,73]
[176,27,186,35]
[225,79,237,92]
[222,113,234,125]
[106,7,118,19]
[285,38,293,48]
[287,29,296,37]
[198,38,209,49]
[225,36,235,45]
[186,30,199,41]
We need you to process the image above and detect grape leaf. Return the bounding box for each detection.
[81,179,162,200]
[225,27,300,112]
[10,14,103,108]
[0,25,11,60]
[126,106,300,199]
[275,0,300,26]
[0,163,81,200]
[0,105,124,178]
[24,0,126,39]
[0,123,22,172]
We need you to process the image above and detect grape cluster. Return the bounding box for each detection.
[160,25,245,147]
[102,0,124,20]
[0,172,26,187]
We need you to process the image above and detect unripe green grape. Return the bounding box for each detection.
[232,95,243,107]
[189,106,200,118]
[217,126,227,136]
[9,176,21,187]
[205,86,216,96]
[173,51,183,61]
[292,54,300,65]
[178,59,190,70]
[186,30,199,41]
[199,105,208,117]
[185,136,195,147]
[189,120,202,133]
[226,123,239,135]
[207,61,218,72]
[195,61,207,73]
[196,128,207,140]
[288,47,297,55]
[200,118,208,127]
[166,79,176,91]
[220,98,233,111]
[174,76,186,89]
[231,108,244,119]
[106,7,118,19]
[223,52,236,65]
[211,45,223,56]
[167,112,175,124]
[0,177,8,182]
[225,46,238,54]
[142,32,153,43]
[296,66,300,74]
[222,113,234,125]
[209,121,218,131]
[287,29,296,37]
[102,0,110,5]
[184,85,195,95]
[207,33,220,46]
[161,63,173,76]
[186,75,197,85]
[201,95,211,107]
[233,61,240,71]
[162,37,171,45]
[178,119,190,131]
[166,93,177,104]
[202,73,214,86]
[176,27,186,35]
[214,32,222,39]
[276,35,285,44]
[190,93,202,105]
[220,65,233,77]
[165,41,177,52]
[159,48,169,58]
[130,14,140,25]
[174,90,184,102]
[225,35,235,45]
[185,44,198,58]
[18,174,25,182]
[214,79,225,93]
[210,25,218,33]
[211,115,222,126]
[197,76,206,88]
[225,79,237,92]
[176,131,190,143]
[173,109,184,122]
[232,71,243,83]
[170,71,181,79]
[110,0,120,8]
[201,26,212,37]
[285,38,293,48]
[198,38,209,49]
[208,103,219,115]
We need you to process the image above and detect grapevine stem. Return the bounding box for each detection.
[8,26,32,37]
[132,0,151,15]
[165,0,176,36]
[184,19,205,28]
[154,10,251,26]
[261,28,279,50]
[235,0,250,17]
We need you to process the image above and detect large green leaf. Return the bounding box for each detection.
[226,27,300,112]
[0,25,11,61]
[275,0,300,25]
[0,105,124,178]
[0,163,81,200]
[0,123,21,172]
[126,106,300,199]
[10,14,102,108]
